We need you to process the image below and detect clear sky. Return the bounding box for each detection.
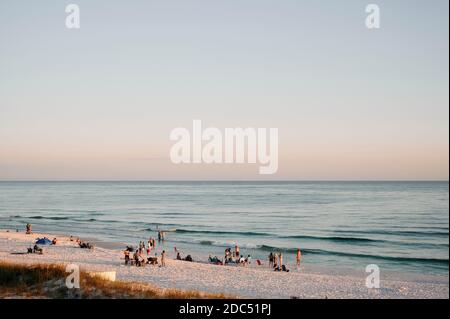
[0,0,448,180]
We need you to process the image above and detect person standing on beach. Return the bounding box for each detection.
[279,253,283,269]
[269,252,274,268]
[296,249,302,268]
[235,245,240,259]
[161,250,166,267]
[273,253,278,269]
[124,250,130,265]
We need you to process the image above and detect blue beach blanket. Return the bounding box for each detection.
[35,237,52,245]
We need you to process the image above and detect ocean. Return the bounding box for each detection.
[0,181,448,279]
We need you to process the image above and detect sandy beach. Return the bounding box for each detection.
[0,230,447,299]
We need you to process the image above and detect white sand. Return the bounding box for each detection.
[0,230,448,299]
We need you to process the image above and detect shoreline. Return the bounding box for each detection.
[16,227,448,285]
[0,230,448,299]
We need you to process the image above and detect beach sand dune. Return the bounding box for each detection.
[0,231,447,299]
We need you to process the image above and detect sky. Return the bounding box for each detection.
[0,0,448,180]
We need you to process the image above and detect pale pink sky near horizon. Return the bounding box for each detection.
[0,0,448,181]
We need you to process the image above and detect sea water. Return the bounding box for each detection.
[0,181,448,279]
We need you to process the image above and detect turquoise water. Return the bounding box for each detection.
[0,181,448,277]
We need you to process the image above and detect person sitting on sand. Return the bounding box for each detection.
[176,252,182,260]
[239,255,246,265]
[52,238,57,245]
[33,244,43,254]
[224,248,230,263]
[79,241,94,250]
[282,264,290,272]
[184,255,193,262]
[208,255,222,265]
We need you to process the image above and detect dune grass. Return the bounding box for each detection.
[0,262,232,299]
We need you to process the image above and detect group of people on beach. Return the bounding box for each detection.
[268,249,302,272]
[121,230,303,272]
[269,252,289,272]
[24,223,303,272]
[205,246,252,266]
[124,235,168,267]
[23,225,59,255]
[221,246,251,266]
[209,245,302,271]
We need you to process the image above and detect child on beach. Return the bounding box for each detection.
[296,249,302,268]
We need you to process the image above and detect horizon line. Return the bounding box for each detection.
[0,179,448,183]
